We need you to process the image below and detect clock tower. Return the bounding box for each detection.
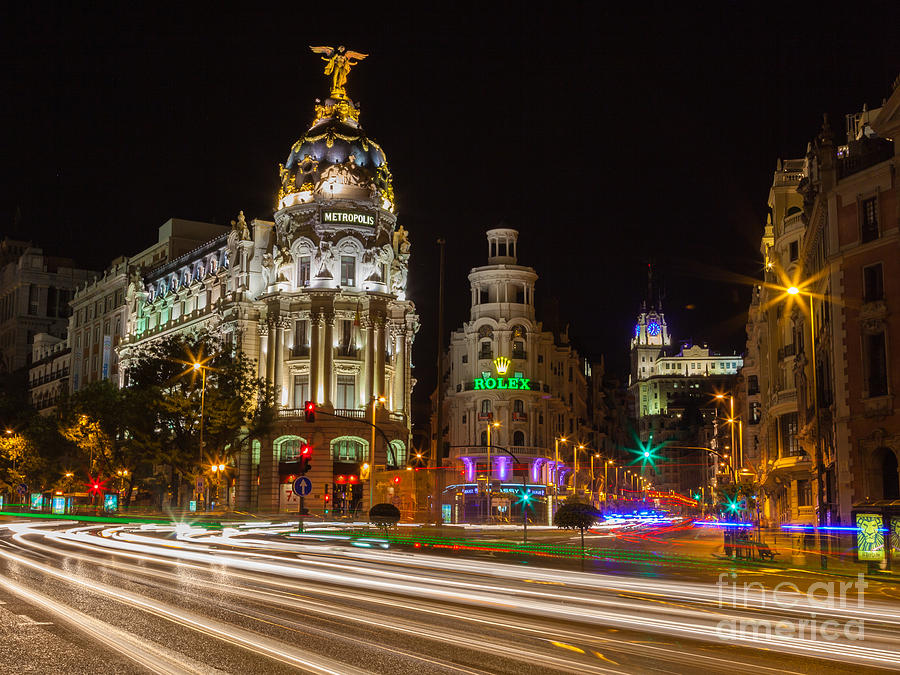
[629,267,671,386]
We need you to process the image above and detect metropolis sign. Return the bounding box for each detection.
[322,210,376,226]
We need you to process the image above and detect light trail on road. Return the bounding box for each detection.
[0,519,898,673]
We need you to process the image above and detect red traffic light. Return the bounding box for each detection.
[304,401,316,422]
[392,476,401,484]
[300,444,312,457]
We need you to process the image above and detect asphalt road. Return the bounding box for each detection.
[1,518,898,674]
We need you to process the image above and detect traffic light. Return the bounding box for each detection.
[392,476,401,485]
[298,444,312,474]
[304,401,315,422]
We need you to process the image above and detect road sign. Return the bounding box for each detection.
[292,476,312,496]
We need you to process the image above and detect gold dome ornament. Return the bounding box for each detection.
[309,45,368,100]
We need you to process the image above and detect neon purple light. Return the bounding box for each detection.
[531,458,545,483]
[461,457,475,482]
[694,521,753,528]
[496,456,511,481]
[557,465,569,487]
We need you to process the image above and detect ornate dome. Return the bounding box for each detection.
[278,97,395,212]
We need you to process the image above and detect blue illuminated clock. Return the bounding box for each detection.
[647,321,661,337]
[633,324,640,338]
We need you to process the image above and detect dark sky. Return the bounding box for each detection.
[3,2,899,405]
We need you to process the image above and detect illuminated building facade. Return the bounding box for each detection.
[628,294,742,496]
[437,229,591,523]
[70,218,227,393]
[119,57,417,513]
[746,77,900,526]
[27,333,70,415]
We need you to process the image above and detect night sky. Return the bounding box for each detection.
[3,3,899,409]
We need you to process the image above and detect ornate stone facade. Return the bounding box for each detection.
[119,71,418,514]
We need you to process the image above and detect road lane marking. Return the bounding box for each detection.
[592,651,620,665]
[17,614,53,626]
[550,640,585,654]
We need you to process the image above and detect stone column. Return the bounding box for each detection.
[258,436,278,513]
[266,319,276,390]
[257,322,269,383]
[394,328,407,417]
[375,319,386,399]
[273,319,287,408]
[323,314,334,406]
[236,443,251,509]
[310,313,321,404]
[364,319,375,403]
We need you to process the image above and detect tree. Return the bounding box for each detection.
[554,499,597,557]
[59,381,148,507]
[124,331,273,507]
[369,502,401,538]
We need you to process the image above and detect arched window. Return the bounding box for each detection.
[390,440,407,468]
[513,430,525,446]
[331,437,367,462]
[481,399,492,414]
[275,435,307,461]
[480,430,488,446]
[478,325,493,339]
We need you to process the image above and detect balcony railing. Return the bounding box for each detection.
[512,412,527,421]
[290,346,310,358]
[477,412,493,421]
[334,408,366,419]
[451,445,551,460]
[335,345,359,358]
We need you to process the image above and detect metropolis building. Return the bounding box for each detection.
[119,55,418,513]
[436,229,591,523]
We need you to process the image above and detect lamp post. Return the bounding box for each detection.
[485,421,500,522]
[605,460,612,508]
[553,436,567,514]
[714,393,739,472]
[788,284,828,569]
[590,453,600,507]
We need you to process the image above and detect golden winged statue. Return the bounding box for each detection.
[309,45,368,99]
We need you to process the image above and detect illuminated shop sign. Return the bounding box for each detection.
[322,210,375,226]
[473,376,531,390]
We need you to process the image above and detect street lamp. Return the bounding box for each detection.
[714,393,740,472]
[553,436,567,514]
[484,421,500,522]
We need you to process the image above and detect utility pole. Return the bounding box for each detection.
[434,237,446,525]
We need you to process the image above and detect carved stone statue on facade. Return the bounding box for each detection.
[393,225,411,256]
[231,210,251,241]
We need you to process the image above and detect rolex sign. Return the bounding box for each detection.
[322,210,376,227]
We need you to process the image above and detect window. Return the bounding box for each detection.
[278,437,303,461]
[513,430,525,446]
[298,256,311,286]
[28,285,39,315]
[461,354,468,363]
[462,414,466,424]
[867,332,888,397]
[340,255,356,287]
[512,340,525,359]
[293,375,309,408]
[537,355,543,364]
[861,197,879,242]
[294,320,308,354]
[513,399,524,413]
[481,399,492,414]
[789,240,799,262]
[335,375,356,409]
[780,413,801,456]
[750,401,761,424]
[332,438,364,462]
[747,375,759,395]
[863,264,884,303]
[480,430,488,446]
[797,479,812,507]
[479,340,492,359]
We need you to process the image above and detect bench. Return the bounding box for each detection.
[753,540,777,560]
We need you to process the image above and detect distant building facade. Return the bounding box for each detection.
[27,333,70,415]
[628,295,742,495]
[70,218,228,392]
[436,228,592,523]
[0,239,93,373]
